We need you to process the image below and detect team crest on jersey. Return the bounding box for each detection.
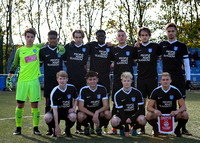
[148,48,152,53]
[174,46,178,51]
[132,97,135,102]
[33,49,37,53]
[57,53,61,58]
[126,51,130,56]
[170,95,174,100]
[97,94,101,99]
[82,48,86,52]
[106,48,110,52]
[67,94,71,99]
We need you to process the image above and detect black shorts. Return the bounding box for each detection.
[44,83,57,98]
[171,77,186,99]
[137,77,158,98]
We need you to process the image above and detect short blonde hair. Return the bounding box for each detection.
[56,70,68,78]
[160,72,171,79]
[121,72,133,80]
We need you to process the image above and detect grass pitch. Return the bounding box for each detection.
[0,90,200,143]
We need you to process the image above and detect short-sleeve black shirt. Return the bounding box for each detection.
[87,42,112,91]
[79,85,108,112]
[50,84,78,115]
[150,85,183,114]
[114,87,144,116]
[39,46,63,86]
[111,44,137,83]
[159,40,189,79]
[136,42,161,79]
[63,43,89,83]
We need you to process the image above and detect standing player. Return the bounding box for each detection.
[78,71,111,136]
[7,28,42,135]
[111,30,137,134]
[87,30,112,134]
[111,30,137,100]
[63,29,90,134]
[146,72,189,137]
[39,30,65,135]
[159,23,191,135]
[44,71,78,137]
[111,72,146,137]
[135,27,161,134]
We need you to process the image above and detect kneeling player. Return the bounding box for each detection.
[146,72,189,137]
[111,72,146,137]
[44,71,78,137]
[78,71,111,136]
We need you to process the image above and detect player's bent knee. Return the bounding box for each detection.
[137,115,147,126]
[182,111,189,120]
[68,112,77,122]
[77,112,86,122]
[111,116,121,127]
[146,112,153,120]
[44,113,53,123]
[104,110,112,119]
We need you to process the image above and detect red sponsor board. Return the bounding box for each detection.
[158,114,174,134]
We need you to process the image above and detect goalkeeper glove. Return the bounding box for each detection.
[57,44,65,56]
[6,77,13,91]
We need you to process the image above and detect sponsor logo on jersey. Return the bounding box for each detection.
[132,97,135,102]
[67,94,71,99]
[126,51,130,56]
[174,46,178,51]
[170,95,174,100]
[25,54,37,63]
[33,49,37,53]
[106,48,110,52]
[148,48,152,53]
[97,94,101,99]
[82,48,86,52]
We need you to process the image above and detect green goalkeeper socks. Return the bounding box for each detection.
[32,108,40,127]
[15,108,24,127]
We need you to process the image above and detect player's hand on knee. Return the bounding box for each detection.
[170,111,178,117]
[154,110,162,116]
[92,113,100,126]
[68,107,75,113]
[55,126,61,137]
[6,77,13,91]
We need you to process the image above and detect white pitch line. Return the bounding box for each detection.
[0,115,44,121]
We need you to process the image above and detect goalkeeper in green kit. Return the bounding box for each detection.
[6,28,65,135]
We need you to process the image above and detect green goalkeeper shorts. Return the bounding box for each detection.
[16,78,41,102]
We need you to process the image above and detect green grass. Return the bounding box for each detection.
[0,90,200,143]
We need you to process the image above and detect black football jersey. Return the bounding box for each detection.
[111,44,137,83]
[87,41,112,91]
[136,42,161,79]
[150,85,183,114]
[79,84,108,112]
[63,43,89,83]
[39,45,63,86]
[50,84,78,114]
[159,40,189,79]
[114,87,144,116]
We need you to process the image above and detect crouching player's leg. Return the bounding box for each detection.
[131,115,146,136]
[77,112,90,136]
[64,112,77,137]
[174,111,189,137]
[146,111,159,137]
[96,110,112,136]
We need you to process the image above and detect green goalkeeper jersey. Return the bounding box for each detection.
[10,44,44,82]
